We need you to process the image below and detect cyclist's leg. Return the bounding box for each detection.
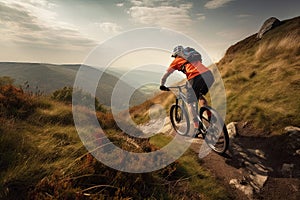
[187,79,202,138]
[197,71,215,120]
[187,86,199,129]
[189,102,199,128]
[199,94,212,121]
[189,102,201,137]
[199,94,207,107]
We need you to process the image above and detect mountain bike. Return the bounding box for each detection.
[162,85,229,155]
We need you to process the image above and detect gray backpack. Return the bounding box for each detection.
[183,47,202,63]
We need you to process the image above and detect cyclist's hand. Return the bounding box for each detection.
[160,85,170,91]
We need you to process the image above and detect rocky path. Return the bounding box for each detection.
[139,119,300,200]
[198,124,300,200]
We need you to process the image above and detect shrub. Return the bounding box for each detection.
[52,87,106,112]
[0,84,35,119]
[0,76,14,87]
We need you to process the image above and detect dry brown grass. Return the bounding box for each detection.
[255,32,300,61]
[1,83,230,199]
[217,17,300,134]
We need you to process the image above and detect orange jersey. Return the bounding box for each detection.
[167,57,209,80]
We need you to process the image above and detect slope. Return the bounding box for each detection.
[0,82,230,200]
[125,16,300,199]
[217,16,300,134]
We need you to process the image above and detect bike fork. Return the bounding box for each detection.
[175,99,180,122]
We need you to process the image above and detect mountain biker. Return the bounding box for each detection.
[160,45,215,137]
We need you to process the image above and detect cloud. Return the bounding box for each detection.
[130,0,143,6]
[97,22,122,34]
[116,3,124,7]
[196,13,206,20]
[128,0,185,7]
[127,1,194,29]
[0,1,95,50]
[204,0,234,9]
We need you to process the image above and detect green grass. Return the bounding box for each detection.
[149,134,173,148]
[218,16,300,134]
[149,134,230,200]
[176,153,229,200]
[0,84,230,199]
[0,117,84,199]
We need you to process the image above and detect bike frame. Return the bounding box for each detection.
[168,85,208,131]
[166,84,229,154]
[168,85,187,122]
[168,85,187,105]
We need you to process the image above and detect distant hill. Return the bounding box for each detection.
[0,62,148,107]
[0,62,78,92]
[106,67,184,88]
[217,16,300,134]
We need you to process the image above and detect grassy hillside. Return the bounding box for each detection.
[0,62,146,107]
[0,81,230,199]
[217,16,300,134]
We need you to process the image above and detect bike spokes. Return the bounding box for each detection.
[199,107,229,154]
[170,104,190,136]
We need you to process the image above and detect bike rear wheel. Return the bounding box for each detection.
[199,106,229,154]
[170,104,190,136]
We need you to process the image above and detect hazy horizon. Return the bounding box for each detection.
[0,0,299,66]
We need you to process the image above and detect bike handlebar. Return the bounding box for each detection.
[167,85,186,89]
[160,85,186,91]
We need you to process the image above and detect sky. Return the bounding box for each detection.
[0,0,299,65]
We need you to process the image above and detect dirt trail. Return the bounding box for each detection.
[140,119,300,200]
[195,124,300,200]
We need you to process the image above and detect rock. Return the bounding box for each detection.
[242,121,249,128]
[255,149,266,160]
[126,137,141,149]
[227,122,238,138]
[285,126,300,134]
[281,163,294,177]
[285,126,300,152]
[295,149,300,156]
[254,163,270,174]
[138,118,167,136]
[160,123,172,135]
[257,17,281,39]
[247,149,266,160]
[249,173,268,190]
[230,179,254,198]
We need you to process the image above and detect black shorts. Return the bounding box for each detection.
[187,70,214,103]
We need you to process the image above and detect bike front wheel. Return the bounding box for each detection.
[170,104,190,136]
[199,106,229,154]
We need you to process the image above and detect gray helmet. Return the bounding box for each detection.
[171,45,184,57]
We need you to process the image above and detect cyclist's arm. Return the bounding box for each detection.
[160,56,186,85]
[161,57,186,85]
[161,68,175,85]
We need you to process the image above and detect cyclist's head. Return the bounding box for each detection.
[171,45,184,58]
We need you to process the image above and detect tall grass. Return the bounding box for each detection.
[218,17,300,134]
[1,83,230,199]
[255,32,300,61]
[150,134,230,200]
